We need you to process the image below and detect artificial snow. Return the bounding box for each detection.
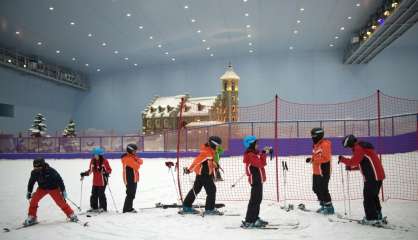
[0,158,417,240]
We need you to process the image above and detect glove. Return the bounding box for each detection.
[103,173,109,178]
[80,171,88,177]
[183,167,191,175]
[263,146,272,154]
[62,191,67,199]
[26,192,32,200]
[338,155,344,164]
[306,158,312,163]
[165,161,175,168]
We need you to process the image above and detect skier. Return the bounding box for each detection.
[214,144,224,181]
[241,135,271,228]
[80,147,112,212]
[305,128,334,214]
[338,134,386,225]
[121,143,143,213]
[24,158,78,226]
[181,136,222,215]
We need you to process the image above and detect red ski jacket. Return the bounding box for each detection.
[243,149,267,185]
[84,157,112,186]
[340,141,385,182]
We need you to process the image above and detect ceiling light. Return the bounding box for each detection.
[88,33,93,37]
[70,22,75,26]
[23,64,27,68]
[247,34,252,38]
[293,30,299,34]
[184,5,189,9]
[245,13,249,17]
[340,27,345,31]
[246,24,251,28]
[356,3,360,7]
[124,57,129,60]
[248,42,253,46]
[101,42,107,47]
[85,63,89,67]
[134,63,138,66]
[49,6,54,11]
[56,50,60,54]
[7,59,11,63]
[300,8,305,12]
[210,53,214,57]
[97,69,101,72]
[149,36,153,39]
[329,43,334,47]
[202,39,206,42]
[138,26,143,30]
[347,16,352,20]
[197,30,201,33]
[158,44,162,48]
[366,30,372,36]
[15,31,20,35]
[37,42,42,46]
[72,57,76,61]
[289,46,294,50]
[165,52,169,55]
[296,20,301,24]
[249,50,254,53]
[114,50,119,54]
[191,19,196,23]
[377,18,385,25]
[335,36,339,39]
[206,47,211,50]
[126,13,131,17]
[243,0,248,2]
[171,58,176,61]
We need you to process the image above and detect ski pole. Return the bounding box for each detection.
[79,178,84,211]
[347,170,351,217]
[340,164,347,216]
[67,197,82,211]
[185,168,203,217]
[165,161,181,203]
[107,178,119,213]
[231,173,246,188]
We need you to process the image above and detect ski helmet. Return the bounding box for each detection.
[208,136,222,149]
[243,135,257,149]
[33,157,46,168]
[91,147,105,156]
[311,127,324,144]
[127,143,138,153]
[342,135,357,148]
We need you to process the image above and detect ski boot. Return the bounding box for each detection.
[322,203,335,215]
[68,214,79,222]
[256,217,269,226]
[204,209,224,215]
[316,201,325,213]
[23,216,37,227]
[179,206,200,214]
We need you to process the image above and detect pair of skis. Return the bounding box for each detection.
[3,219,88,232]
[225,221,300,230]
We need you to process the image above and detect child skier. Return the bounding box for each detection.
[181,136,222,215]
[121,143,143,213]
[241,135,271,228]
[214,144,224,181]
[305,128,334,214]
[338,134,386,225]
[80,147,112,212]
[24,158,78,226]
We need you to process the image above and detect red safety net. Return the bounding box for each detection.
[176,91,418,203]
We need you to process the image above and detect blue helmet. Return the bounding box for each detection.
[91,147,105,156]
[243,135,257,149]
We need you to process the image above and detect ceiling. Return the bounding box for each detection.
[0,0,416,75]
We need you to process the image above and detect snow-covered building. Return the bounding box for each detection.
[141,65,239,135]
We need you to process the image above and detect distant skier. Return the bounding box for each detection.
[241,135,271,228]
[305,128,334,214]
[339,135,386,225]
[121,143,143,213]
[214,144,224,181]
[181,136,223,215]
[24,158,78,226]
[80,147,112,212]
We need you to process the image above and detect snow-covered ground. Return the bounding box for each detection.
[0,158,417,240]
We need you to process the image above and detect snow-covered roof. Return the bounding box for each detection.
[220,65,240,81]
[144,95,185,118]
[186,121,224,127]
[181,96,217,117]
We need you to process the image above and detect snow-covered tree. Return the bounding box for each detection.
[29,113,47,137]
[62,119,76,137]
